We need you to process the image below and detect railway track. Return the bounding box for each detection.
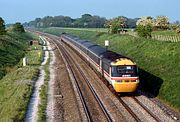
[47,35,113,122]
[35,32,174,122]
[49,35,161,122]
[132,97,162,122]
[117,95,163,122]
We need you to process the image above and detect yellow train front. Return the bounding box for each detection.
[110,58,139,92]
[100,51,139,93]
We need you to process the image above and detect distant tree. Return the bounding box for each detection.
[72,14,106,28]
[136,16,154,26]
[174,20,180,25]
[25,14,106,28]
[0,17,6,35]
[127,18,140,28]
[12,22,25,33]
[136,16,153,38]
[105,16,127,33]
[41,16,53,27]
[154,16,169,30]
[35,18,42,27]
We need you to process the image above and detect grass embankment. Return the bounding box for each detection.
[40,27,180,112]
[0,32,33,79]
[152,30,180,36]
[0,32,42,121]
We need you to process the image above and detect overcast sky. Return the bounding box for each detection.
[1,0,180,24]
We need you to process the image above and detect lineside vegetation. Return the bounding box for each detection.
[0,45,42,121]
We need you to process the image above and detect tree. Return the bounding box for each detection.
[136,16,154,26]
[136,16,153,38]
[154,16,169,30]
[136,24,152,38]
[0,17,6,35]
[105,16,127,34]
[12,22,25,33]
[127,18,139,28]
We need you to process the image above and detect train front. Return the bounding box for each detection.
[110,58,139,92]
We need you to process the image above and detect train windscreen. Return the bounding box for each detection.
[111,65,138,77]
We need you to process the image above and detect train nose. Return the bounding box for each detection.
[113,81,139,92]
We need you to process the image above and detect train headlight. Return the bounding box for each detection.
[132,79,139,82]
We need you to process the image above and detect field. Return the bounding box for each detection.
[0,32,42,121]
[40,27,180,112]
[152,30,179,36]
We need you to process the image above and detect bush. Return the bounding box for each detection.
[12,22,25,33]
[136,24,153,38]
[0,17,6,35]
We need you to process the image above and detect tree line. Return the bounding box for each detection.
[24,14,139,28]
[0,17,25,35]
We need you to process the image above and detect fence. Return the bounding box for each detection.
[151,35,180,43]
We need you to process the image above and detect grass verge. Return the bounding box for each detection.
[38,46,50,122]
[0,42,42,121]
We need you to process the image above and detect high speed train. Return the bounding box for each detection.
[61,34,139,92]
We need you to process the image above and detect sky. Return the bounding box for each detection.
[0,0,180,24]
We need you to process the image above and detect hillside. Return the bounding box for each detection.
[40,27,180,112]
[0,32,33,79]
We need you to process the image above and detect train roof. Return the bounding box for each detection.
[81,41,96,48]
[62,34,130,63]
[101,51,127,63]
[77,39,88,43]
[89,45,107,56]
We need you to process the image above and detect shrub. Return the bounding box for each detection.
[136,24,153,38]
[0,17,6,35]
[12,22,25,33]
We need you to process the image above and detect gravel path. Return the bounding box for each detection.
[25,39,49,122]
[46,42,56,122]
[25,68,45,122]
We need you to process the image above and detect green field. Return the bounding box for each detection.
[0,32,42,121]
[152,30,180,36]
[40,27,180,112]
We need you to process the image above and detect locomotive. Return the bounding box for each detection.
[61,34,139,92]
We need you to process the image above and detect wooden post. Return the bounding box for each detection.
[23,57,26,66]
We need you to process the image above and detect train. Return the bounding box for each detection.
[61,34,139,92]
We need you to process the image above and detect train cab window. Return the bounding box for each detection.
[117,66,134,73]
[111,65,138,77]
